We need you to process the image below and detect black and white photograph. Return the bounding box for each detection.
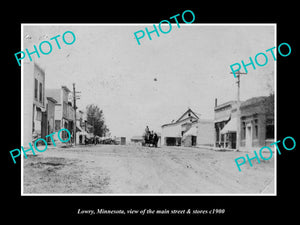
[4,4,298,220]
[21,24,275,195]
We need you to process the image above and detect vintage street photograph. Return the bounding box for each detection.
[21,24,275,195]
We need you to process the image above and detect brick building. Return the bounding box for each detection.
[240,95,274,149]
[214,95,274,150]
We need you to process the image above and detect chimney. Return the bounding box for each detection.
[215,98,218,108]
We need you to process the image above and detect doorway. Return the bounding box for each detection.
[245,123,252,148]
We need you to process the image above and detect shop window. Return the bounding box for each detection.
[34,79,38,100]
[55,120,61,131]
[36,108,42,121]
[241,122,246,140]
[254,119,258,139]
[39,82,43,103]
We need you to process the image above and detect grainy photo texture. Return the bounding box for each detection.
[21,24,275,195]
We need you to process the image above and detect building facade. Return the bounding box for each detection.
[161,108,214,147]
[76,110,88,144]
[161,108,199,146]
[214,100,238,149]
[240,95,274,149]
[23,62,46,147]
[46,97,57,143]
[214,95,274,150]
[46,86,74,141]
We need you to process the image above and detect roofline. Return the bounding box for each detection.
[46,96,57,103]
[162,117,198,127]
[214,100,237,111]
[34,62,45,74]
[240,96,270,108]
[61,85,71,93]
[176,108,199,123]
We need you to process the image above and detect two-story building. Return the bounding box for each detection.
[46,96,57,142]
[23,62,47,147]
[214,99,238,149]
[76,110,89,144]
[46,86,74,141]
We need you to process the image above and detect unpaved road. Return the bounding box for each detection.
[23,144,275,194]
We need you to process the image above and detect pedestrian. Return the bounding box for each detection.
[145,125,150,134]
[153,133,158,148]
[144,126,150,145]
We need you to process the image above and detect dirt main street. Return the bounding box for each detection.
[23,144,275,194]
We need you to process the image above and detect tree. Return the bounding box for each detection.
[86,104,109,137]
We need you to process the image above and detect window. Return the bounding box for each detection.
[255,125,258,138]
[55,120,61,131]
[266,118,274,139]
[254,119,258,139]
[36,107,42,121]
[34,79,38,99]
[266,125,274,139]
[39,82,43,103]
[241,122,246,140]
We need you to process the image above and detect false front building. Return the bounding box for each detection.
[46,86,75,141]
[23,62,47,147]
[214,95,274,150]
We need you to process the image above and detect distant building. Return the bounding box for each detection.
[131,136,144,145]
[46,97,57,143]
[46,86,74,141]
[76,110,88,145]
[116,137,126,145]
[161,108,214,147]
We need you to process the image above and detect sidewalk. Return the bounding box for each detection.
[196,145,275,153]
[196,145,235,152]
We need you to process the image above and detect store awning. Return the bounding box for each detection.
[183,126,197,137]
[220,117,237,134]
[214,115,231,123]
[76,126,83,132]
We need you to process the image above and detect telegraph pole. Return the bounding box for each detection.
[72,83,81,146]
[230,70,247,151]
[73,83,77,146]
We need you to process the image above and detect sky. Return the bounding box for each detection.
[22,24,275,139]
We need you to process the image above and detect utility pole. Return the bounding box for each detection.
[230,70,247,151]
[73,83,77,146]
[72,83,81,146]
